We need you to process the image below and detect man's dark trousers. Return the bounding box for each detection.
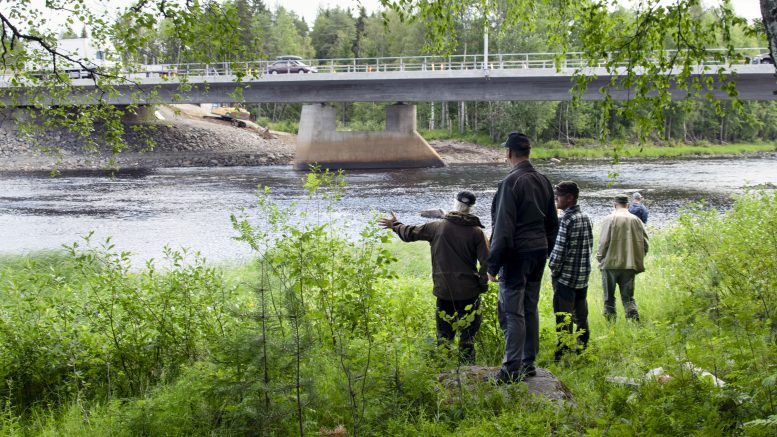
[552,280,589,360]
[436,296,481,364]
[602,269,639,320]
[497,249,546,375]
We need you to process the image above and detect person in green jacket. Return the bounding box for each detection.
[597,194,650,321]
[379,191,489,364]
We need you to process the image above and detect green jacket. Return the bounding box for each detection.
[597,208,650,273]
[391,212,489,301]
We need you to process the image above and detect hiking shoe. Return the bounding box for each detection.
[524,364,537,377]
[484,368,526,385]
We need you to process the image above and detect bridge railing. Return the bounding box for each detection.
[4,48,769,84]
[130,48,767,79]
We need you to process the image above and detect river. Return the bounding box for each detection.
[1,156,775,263]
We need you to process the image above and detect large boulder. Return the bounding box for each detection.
[437,365,573,402]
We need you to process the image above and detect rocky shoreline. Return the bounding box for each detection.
[0,105,296,171]
[3,106,769,172]
[0,105,508,172]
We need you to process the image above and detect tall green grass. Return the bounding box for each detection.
[1,190,776,436]
[531,142,777,159]
[417,128,777,159]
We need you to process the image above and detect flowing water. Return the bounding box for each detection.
[1,156,775,262]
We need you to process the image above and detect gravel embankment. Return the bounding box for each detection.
[0,105,295,171]
[0,105,507,171]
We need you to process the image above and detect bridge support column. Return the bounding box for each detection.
[294,103,444,170]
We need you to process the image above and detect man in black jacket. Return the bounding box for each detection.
[487,132,559,383]
[379,191,489,364]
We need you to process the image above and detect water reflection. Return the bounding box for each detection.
[1,156,775,262]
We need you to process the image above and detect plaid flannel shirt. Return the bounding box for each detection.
[548,204,593,289]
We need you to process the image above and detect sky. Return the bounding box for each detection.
[281,0,762,25]
[4,0,765,35]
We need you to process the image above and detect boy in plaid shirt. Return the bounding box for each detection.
[548,181,593,361]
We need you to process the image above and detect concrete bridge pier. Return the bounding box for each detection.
[293,103,444,170]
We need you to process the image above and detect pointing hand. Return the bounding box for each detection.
[378,211,398,229]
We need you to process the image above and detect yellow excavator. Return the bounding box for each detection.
[211,106,250,127]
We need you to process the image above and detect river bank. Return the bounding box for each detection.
[1,192,775,436]
[0,105,296,171]
[1,106,775,171]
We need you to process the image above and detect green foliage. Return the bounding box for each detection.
[378,0,768,150]
[310,7,359,59]
[528,142,777,159]
[3,180,777,436]
[3,1,775,161]
[0,237,236,410]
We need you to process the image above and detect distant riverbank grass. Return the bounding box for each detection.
[420,128,777,159]
[531,142,777,159]
[1,182,776,435]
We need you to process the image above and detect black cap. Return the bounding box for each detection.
[554,181,579,197]
[502,132,531,150]
[614,194,629,204]
[456,191,476,206]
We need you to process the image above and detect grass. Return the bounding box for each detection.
[2,192,776,435]
[381,229,756,435]
[530,142,777,159]
[384,229,681,369]
[419,128,495,146]
[417,128,777,159]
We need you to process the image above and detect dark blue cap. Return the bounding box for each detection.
[502,132,531,150]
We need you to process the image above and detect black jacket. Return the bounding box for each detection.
[391,212,489,301]
[487,160,559,276]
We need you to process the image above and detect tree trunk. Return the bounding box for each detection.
[459,101,466,134]
[429,102,435,130]
[473,103,478,132]
[761,1,777,76]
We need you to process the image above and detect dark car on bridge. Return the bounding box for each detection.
[751,53,774,64]
[266,56,317,74]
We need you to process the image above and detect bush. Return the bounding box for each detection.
[0,239,236,411]
[4,182,777,436]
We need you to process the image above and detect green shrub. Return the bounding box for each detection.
[0,239,236,411]
[4,183,777,436]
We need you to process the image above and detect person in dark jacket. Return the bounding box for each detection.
[379,191,489,364]
[486,132,559,383]
[628,192,649,224]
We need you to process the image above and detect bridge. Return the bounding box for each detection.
[2,49,775,105]
[2,49,775,169]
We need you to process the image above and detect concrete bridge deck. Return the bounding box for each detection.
[2,64,775,106]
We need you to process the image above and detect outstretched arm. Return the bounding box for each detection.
[379,212,434,243]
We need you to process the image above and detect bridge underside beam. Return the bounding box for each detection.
[294,103,444,170]
[2,66,775,106]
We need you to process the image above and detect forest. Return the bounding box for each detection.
[115,1,777,146]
